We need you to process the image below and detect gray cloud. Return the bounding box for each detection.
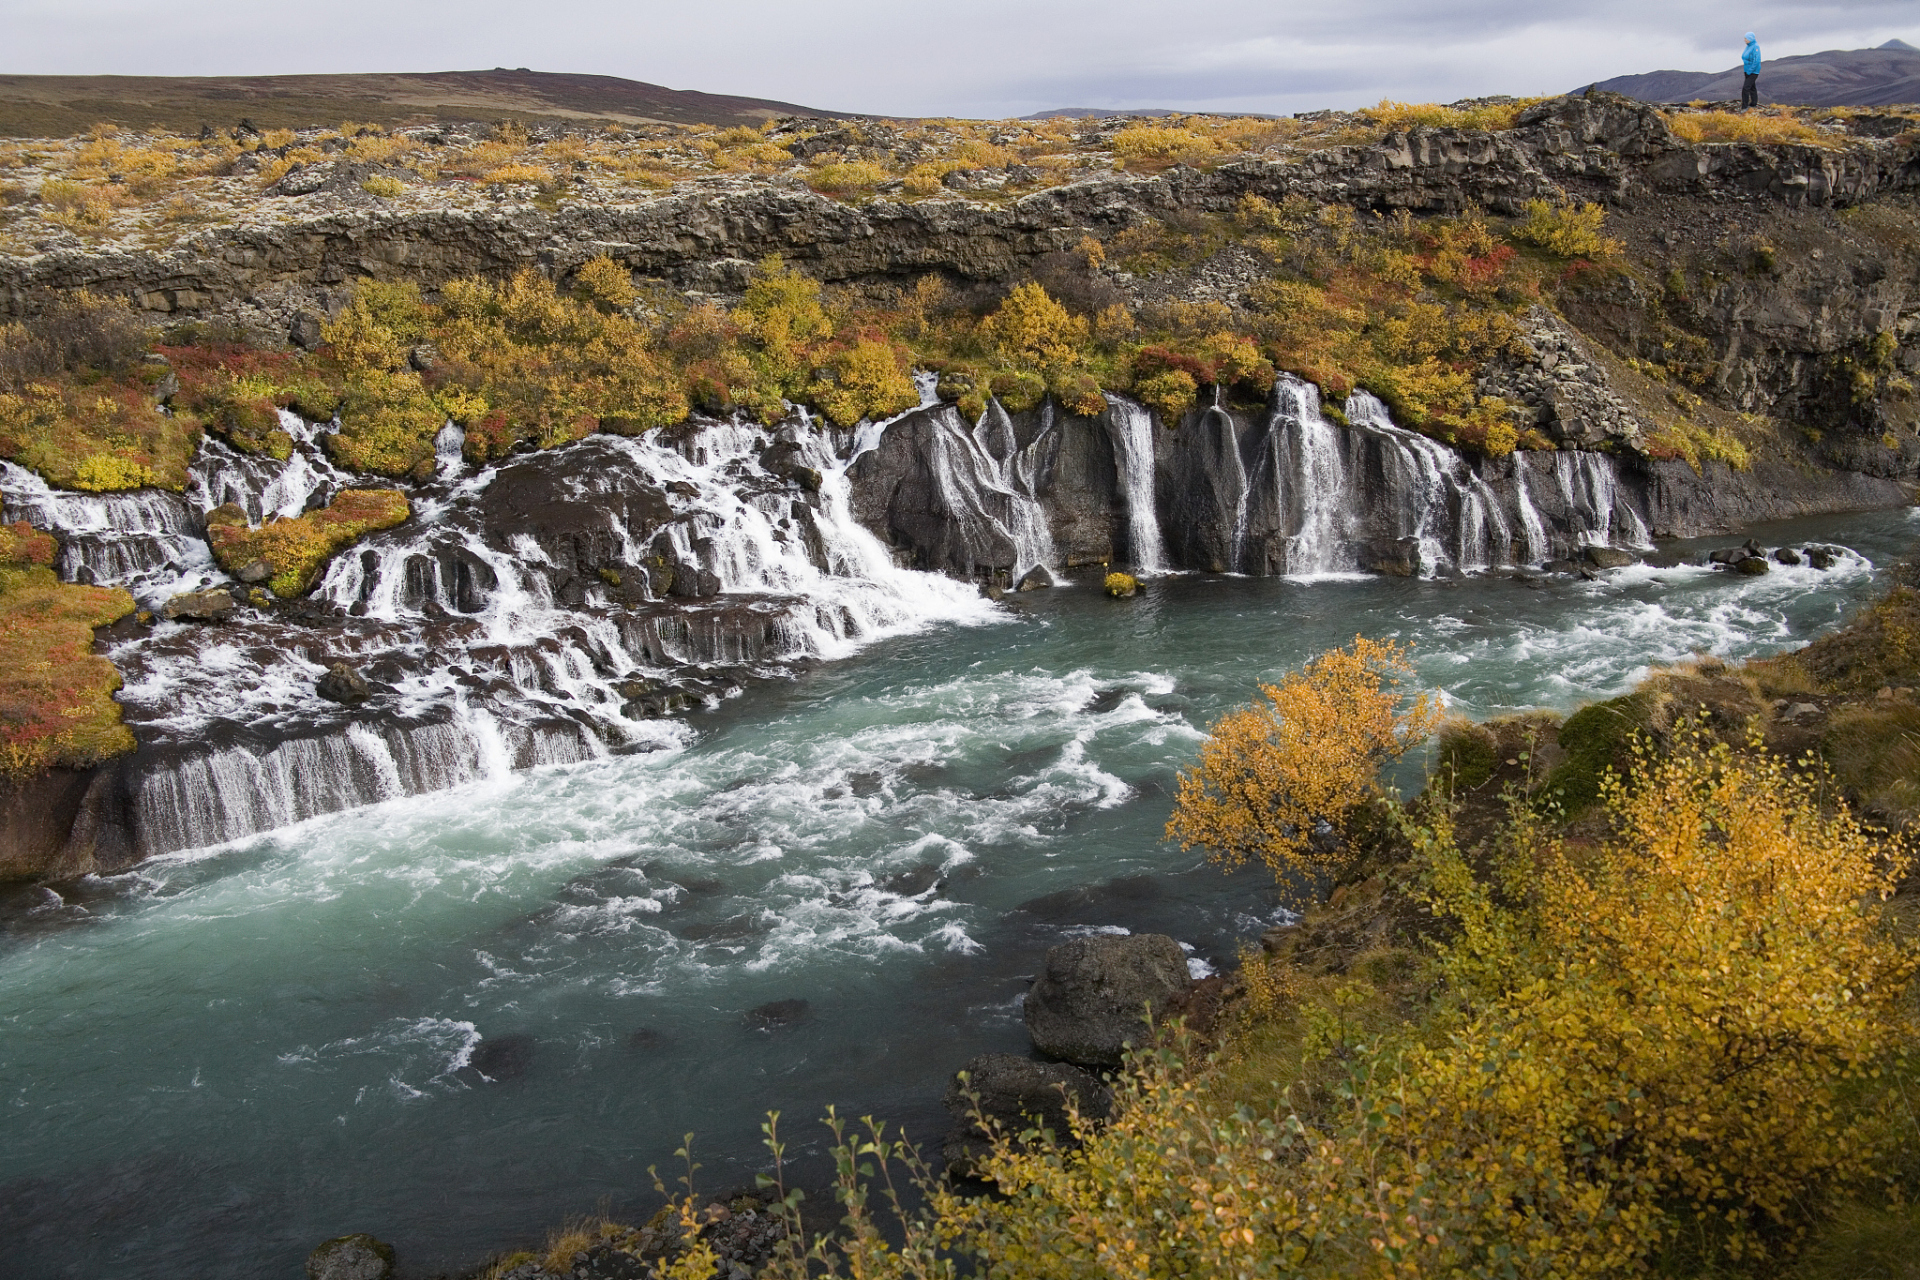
[0,0,1914,117]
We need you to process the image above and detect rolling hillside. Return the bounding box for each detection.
[1592,39,1920,106]
[0,68,851,137]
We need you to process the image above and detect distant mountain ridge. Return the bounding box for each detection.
[1591,39,1920,106]
[0,69,853,137]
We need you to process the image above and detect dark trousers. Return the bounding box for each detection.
[1742,73,1759,108]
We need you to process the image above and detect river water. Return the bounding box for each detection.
[0,507,1913,1279]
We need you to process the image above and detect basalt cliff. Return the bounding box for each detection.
[2,91,1918,878]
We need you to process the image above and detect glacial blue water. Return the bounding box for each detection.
[0,507,1912,1280]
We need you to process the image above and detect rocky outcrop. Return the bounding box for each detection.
[3,95,1915,337]
[942,1052,1112,1177]
[1024,933,1192,1068]
[306,1234,394,1280]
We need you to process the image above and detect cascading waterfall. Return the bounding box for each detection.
[1103,395,1167,574]
[22,405,992,858]
[0,461,216,603]
[1345,390,1514,572]
[900,400,1057,580]
[1226,377,1650,577]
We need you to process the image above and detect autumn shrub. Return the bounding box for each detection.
[1362,97,1541,133]
[0,379,198,491]
[1103,571,1137,596]
[1512,197,1622,260]
[1166,636,1439,889]
[0,521,136,777]
[571,254,636,313]
[37,179,121,233]
[806,160,888,197]
[0,292,152,387]
[206,488,409,596]
[1665,107,1831,146]
[359,174,405,198]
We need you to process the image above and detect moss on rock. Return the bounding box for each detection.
[207,489,410,597]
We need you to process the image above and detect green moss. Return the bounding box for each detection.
[1541,692,1655,816]
[207,489,410,597]
[1434,720,1499,791]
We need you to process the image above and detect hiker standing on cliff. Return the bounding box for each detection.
[1742,32,1762,108]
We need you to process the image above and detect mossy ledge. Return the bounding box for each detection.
[206,488,411,597]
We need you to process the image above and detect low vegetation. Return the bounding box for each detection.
[0,520,135,777]
[205,488,410,597]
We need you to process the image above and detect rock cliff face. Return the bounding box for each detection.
[3,93,1918,879]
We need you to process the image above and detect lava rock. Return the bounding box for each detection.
[306,1233,394,1280]
[1016,565,1055,591]
[1023,933,1190,1068]
[1808,546,1839,570]
[316,662,372,705]
[1709,547,1744,564]
[234,558,273,584]
[1540,557,1580,574]
[745,998,810,1029]
[1734,555,1771,575]
[1774,545,1803,566]
[288,310,326,350]
[468,1033,534,1081]
[1582,545,1637,569]
[161,588,234,622]
[942,1052,1111,1177]
[979,581,1006,601]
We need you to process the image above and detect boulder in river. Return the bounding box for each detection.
[1582,545,1636,569]
[316,662,371,706]
[942,1052,1111,1177]
[745,998,810,1029]
[1809,545,1838,570]
[1017,565,1055,591]
[234,558,273,585]
[1774,545,1803,566]
[306,1233,394,1280]
[468,1033,534,1081]
[161,588,234,622]
[1734,554,1771,575]
[1024,933,1190,1067]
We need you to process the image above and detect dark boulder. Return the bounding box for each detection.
[1774,545,1803,566]
[942,1052,1111,1177]
[161,588,234,622]
[1734,555,1771,575]
[234,558,273,585]
[468,1033,534,1081]
[306,1233,394,1280]
[316,662,371,706]
[745,998,809,1029]
[1016,565,1055,591]
[1809,545,1839,570]
[1023,933,1190,1067]
[1582,545,1636,569]
[1541,557,1579,574]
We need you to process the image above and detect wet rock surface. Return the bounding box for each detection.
[942,1052,1112,1178]
[1024,933,1192,1068]
[305,1234,394,1280]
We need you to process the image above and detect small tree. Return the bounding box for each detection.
[1166,636,1438,886]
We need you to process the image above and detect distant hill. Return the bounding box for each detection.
[1590,39,1920,106]
[0,69,853,137]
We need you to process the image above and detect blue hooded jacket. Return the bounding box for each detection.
[1743,34,1762,74]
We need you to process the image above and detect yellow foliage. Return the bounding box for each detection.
[359,175,404,198]
[572,254,636,312]
[1167,636,1438,888]
[980,283,1088,367]
[807,160,888,196]
[1362,97,1542,133]
[1513,197,1622,259]
[810,338,917,426]
[1665,108,1831,146]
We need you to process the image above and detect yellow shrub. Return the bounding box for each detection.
[1666,108,1830,146]
[359,175,404,198]
[1167,636,1438,888]
[809,339,917,426]
[807,159,889,196]
[980,283,1088,366]
[1513,197,1621,259]
[484,163,551,186]
[572,254,636,312]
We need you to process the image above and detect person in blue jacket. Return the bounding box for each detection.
[1741,32,1762,108]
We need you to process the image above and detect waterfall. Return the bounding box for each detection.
[16,404,994,859]
[1219,378,1648,578]
[0,461,216,604]
[1510,455,1551,564]
[1103,396,1167,575]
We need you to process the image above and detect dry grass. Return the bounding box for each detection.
[1665,107,1836,146]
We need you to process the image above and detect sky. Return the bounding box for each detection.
[1,0,1916,118]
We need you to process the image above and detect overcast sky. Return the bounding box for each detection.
[2,0,1915,118]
